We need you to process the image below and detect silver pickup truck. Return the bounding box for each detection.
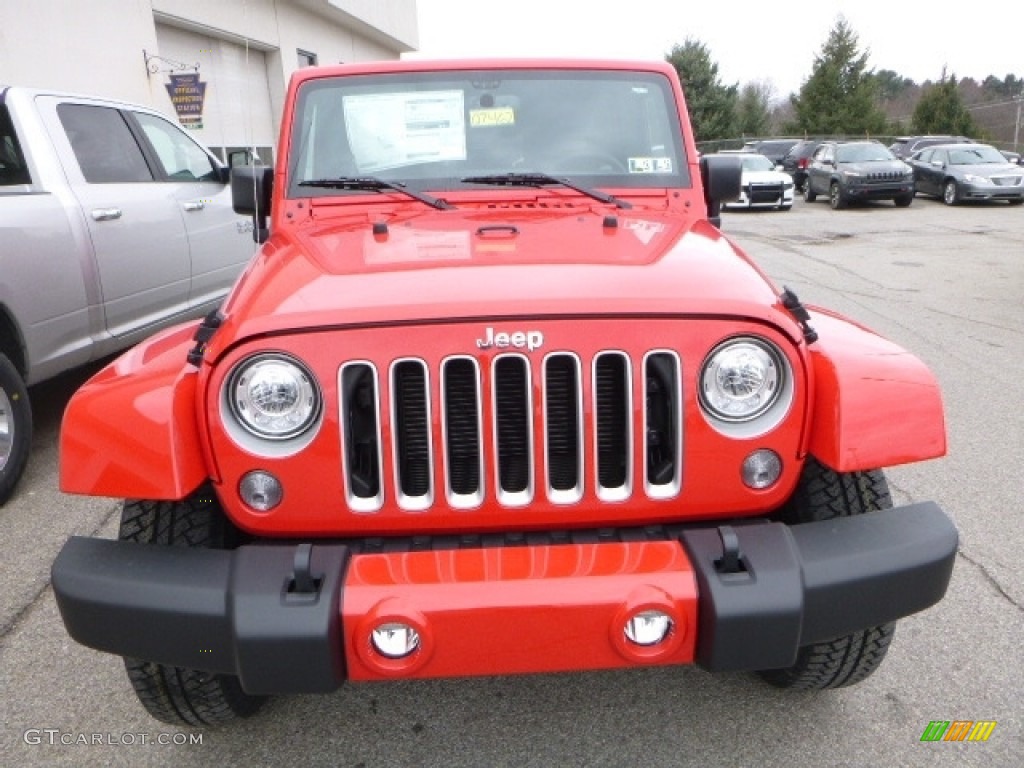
[0,86,255,503]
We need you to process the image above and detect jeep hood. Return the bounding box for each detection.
[216,205,802,349]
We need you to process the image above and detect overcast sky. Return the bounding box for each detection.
[413,0,1024,99]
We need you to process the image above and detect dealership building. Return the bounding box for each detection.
[0,0,419,163]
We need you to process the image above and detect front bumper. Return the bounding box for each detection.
[844,181,915,200]
[52,501,956,694]
[960,180,1024,202]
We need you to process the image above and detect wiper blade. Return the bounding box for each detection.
[297,176,453,210]
[461,172,632,209]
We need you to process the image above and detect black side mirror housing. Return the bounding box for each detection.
[700,154,742,228]
[232,166,273,244]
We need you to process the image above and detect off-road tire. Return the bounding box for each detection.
[894,193,914,208]
[759,457,896,690]
[803,184,817,203]
[829,182,848,210]
[0,353,32,506]
[120,486,266,725]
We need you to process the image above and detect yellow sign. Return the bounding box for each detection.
[470,108,515,127]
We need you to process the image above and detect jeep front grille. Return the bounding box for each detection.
[339,351,682,513]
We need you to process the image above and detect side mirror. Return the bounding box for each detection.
[700,154,742,228]
[232,166,273,244]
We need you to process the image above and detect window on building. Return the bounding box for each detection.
[298,49,318,68]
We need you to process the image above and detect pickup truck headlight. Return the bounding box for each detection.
[699,338,788,424]
[227,354,321,439]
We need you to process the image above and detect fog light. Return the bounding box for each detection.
[239,470,283,511]
[741,449,782,489]
[371,622,421,659]
[624,610,673,646]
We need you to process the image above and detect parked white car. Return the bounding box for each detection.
[720,152,794,211]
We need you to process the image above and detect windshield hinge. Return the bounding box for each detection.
[187,310,224,367]
[780,287,818,345]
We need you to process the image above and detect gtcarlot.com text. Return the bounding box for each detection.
[23,729,203,746]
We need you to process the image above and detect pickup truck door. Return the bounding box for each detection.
[127,111,254,310]
[43,98,191,339]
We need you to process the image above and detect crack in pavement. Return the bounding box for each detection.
[957,548,1024,614]
[0,500,122,642]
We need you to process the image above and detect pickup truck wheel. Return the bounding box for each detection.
[0,353,32,506]
[119,487,266,725]
[758,457,896,690]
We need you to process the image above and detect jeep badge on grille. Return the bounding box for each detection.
[476,327,544,352]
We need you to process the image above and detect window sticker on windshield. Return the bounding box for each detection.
[344,91,466,171]
[469,107,515,127]
[628,157,673,173]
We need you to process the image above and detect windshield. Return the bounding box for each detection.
[740,154,776,172]
[288,69,689,197]
[836,144,896,163]
[948,146,1008,165]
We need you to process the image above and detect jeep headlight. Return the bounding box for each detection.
[700,338,787,423]
[228,354,321,439]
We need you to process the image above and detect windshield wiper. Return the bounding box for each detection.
[298,176,454,210]
[461,172,632,209]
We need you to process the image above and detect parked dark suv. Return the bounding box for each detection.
[804,140,915,209]
[889,135,974,160]
[741,138,800,165]
[779,139,823,191]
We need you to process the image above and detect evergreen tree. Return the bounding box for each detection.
[911,74,979,135]
[737,82,774,137]
[787,17,888,136]
[666,39,738,142]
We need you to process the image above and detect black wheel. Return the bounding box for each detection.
[0,353,32,506]
[894,193,914,208]
[759,457,896,690]
[803,183,817,203]
[1007,199,1023,206]
[942,179,960,206]
[119,486,266,725]
[829,182,847,210]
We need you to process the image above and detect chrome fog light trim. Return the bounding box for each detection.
[371,622,421,659]
[624,610,673,646]
[239,470,284,511]
[741,449,782,489]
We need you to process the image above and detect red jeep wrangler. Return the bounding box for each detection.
[53,59,957,726]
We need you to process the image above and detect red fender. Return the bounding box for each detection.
[806,308,946,472]
[60,322,208,500]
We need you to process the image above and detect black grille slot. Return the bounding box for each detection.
[594,353,630,491]
[494,356,531,495]
[645,353,680,490]
[545,354,580,492]
[392,361,431,498]
[443,358,481,497]
[340,363,381,502]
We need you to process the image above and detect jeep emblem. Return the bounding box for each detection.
[476,327,544,352]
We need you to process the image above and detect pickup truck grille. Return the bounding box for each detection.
[339,351,682,513]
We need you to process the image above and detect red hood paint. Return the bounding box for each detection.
[212,197,801,359]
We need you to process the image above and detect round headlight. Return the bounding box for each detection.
[700,338,784,422]
[229,355,321,439]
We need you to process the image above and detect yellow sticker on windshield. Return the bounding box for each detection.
[470,107,515,127]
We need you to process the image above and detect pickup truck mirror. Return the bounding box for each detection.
[232,166,273,244]
[699,154,742,228]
